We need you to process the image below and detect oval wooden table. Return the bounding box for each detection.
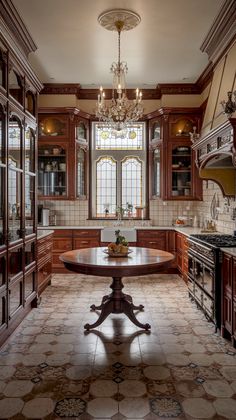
[60,247,174,331]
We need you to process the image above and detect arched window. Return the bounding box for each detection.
[91,122,146,218]
[121,157,142,210]
[96,156,117,217]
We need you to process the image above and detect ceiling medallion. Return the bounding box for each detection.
[96,9,143,132]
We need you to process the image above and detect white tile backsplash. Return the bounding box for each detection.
[39,181,236,233]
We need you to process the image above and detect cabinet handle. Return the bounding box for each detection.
[81,241,89,244]
[149,241,157,244]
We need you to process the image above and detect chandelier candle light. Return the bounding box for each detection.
[96,9,144,131]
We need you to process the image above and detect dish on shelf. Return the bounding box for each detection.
[172,164,180,169]
[176,147,189,152]
[103,249,133,258]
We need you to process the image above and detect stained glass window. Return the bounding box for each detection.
[92,122,146,218]
[95,124,143,150]
[96,157,117,217]
[122,157,142,212]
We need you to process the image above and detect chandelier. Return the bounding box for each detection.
[96,9,143,131]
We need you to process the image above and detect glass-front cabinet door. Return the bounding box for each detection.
[153,148,161,197]
[38,144,67,198]
[0,106,6,247]
[76,146,86,198]
[8,117,22,243]
[25,127,35,235]
[170,143,192,199]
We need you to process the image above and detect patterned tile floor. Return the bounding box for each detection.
[1,273,236,419]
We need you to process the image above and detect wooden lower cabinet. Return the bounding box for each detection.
[37,233,53,294]
[137,230,177,273]
[175,232,189,282]
[52,229,101,273]
[221,252,236,345]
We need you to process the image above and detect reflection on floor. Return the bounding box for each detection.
[1,273,236,419]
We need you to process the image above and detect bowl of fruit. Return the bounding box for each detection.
[104,230,132,257]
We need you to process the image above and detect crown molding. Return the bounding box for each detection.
[156,83,200,95]
[0,0,37,57]
[200,0,236,64]
[41,83,81,95]
[41,83,202,99]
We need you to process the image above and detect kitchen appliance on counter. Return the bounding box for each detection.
[38,206,50,226]
[188,234,236,331]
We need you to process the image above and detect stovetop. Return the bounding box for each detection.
[190,234,236,248]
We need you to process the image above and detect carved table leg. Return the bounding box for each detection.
[84,276,150,330]
[84,300,113,330]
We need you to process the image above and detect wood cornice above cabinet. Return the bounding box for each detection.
[38,106,92,120]
[41,83,203,100]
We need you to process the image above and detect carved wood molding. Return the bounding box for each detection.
[200,0,236,64]
[41,83,202,99]
[38,106,92,120]
[0,0,37,57]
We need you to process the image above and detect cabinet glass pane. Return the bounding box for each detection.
[8,169,22,242]
[77,148,85,196]
[25,271,35,298]
[25,174,35,235]
[0,51,6,88]
[26,92,35,116]
[0,294,6,326]
[25,128,35,173]
[9,70,23,104]
[153,149,160,196]
[0,255,6,287]
[76,123,86,140]
[0,167,4,245]
[9,247,23,280]
[25,242,35,267]
[171,146,191,197]
[9,118,21,169]
[0,113,4,163]
[39,118,66,137]
[38,145,67,197]
[9,280,23,316]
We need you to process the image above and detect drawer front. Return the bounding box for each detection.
[137,230,166,241]
[38,242,53,260]
[73,230,100,239]
[73,239,100,249]
[53,238,72,252]
[138,239,166,250]
[53,230,73,237]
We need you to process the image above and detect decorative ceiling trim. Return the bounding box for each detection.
[0,0,37,57]
[156,83,200,95]
[41,84,201,99]
[200,0,236,64]
[41,83,81,95]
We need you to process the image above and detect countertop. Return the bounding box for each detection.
[37,229,54,239]
[220,247,236,257]
[37,226,104,230]
[37,225,204,237]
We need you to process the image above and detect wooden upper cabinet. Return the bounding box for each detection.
[39,115,68,139]
[148,108,202,201]
[38,108,91,200]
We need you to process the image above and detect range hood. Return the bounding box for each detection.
[192,118,236,196]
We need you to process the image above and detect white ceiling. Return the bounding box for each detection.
[12,0,224,88]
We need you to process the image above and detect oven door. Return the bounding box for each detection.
[188,253,214,297]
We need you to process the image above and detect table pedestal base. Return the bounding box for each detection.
[84,277,151,331]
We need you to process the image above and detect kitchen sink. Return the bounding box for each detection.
[101,228,137,243]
